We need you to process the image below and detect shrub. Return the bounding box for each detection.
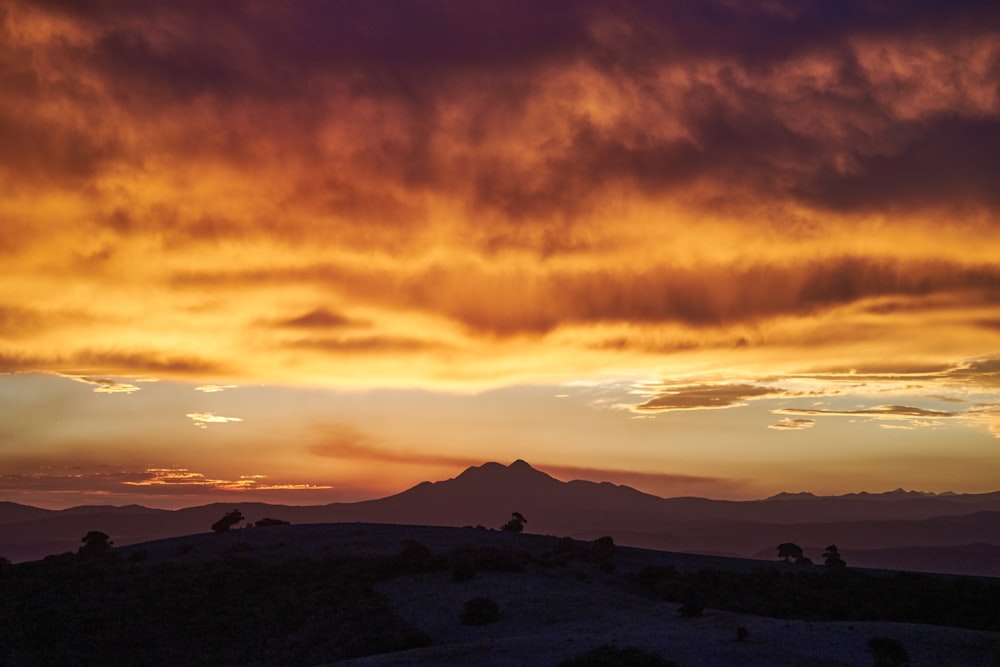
[254,517,291,527]
[398,539,434,571]
[459,597,501,625]
[868,636,910,666]
[560,644,678,666]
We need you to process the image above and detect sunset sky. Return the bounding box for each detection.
[2,1,1000,509]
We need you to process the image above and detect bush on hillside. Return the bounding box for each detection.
[460,596,501,625]
[868,636,910,666]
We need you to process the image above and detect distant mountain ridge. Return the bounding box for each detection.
[2,460,999,576]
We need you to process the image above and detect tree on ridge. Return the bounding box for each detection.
[823,544,847,568]
[501,512,526,533]
[777,542,805,563]
[78,530,114,559]
[212,509,245,533]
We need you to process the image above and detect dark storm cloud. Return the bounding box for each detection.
[801,117,1000,211]
[175,257,1000,334]
[10,0,999,214]
[5,1,1000,386]
[0,108,119,187]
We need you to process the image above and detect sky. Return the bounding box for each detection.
[2,0,1000,509]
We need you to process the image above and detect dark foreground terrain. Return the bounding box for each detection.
[2,523,999,666]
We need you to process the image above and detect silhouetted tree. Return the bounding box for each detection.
[211,509,244,533]
[777,542,804,563]
[501,511,526,533]
[78,530,113,557]
[823,544,847,569]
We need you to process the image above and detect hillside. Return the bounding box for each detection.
[3,523,999,666]
[3,460,999,576]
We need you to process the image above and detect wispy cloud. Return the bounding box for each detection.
[632,383,786,412]
[0,467,331,496]
[775,405,957,419]
[186,412,243,428]
[194,384,238,393]
[63,375,141,394]
[769,418,816,431]
[307,424,478,467]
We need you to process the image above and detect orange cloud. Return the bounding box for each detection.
[633,383,784,412]
[769,418,816,431]
[63,375,142,394]
[0,0,997,397]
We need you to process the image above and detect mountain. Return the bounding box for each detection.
[0,501,55,524]
[2,460,999,576]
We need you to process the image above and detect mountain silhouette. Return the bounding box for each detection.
[2,460,999,576]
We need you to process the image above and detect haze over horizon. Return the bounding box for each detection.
[1,458,993,512]
[2,1,1000,509]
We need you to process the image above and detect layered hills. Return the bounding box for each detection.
[2,460,998,576]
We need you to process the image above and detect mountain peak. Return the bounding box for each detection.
[767,491,818,500]
[455,459,547,480]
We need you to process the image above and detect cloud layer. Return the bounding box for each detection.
[1,1,998,396]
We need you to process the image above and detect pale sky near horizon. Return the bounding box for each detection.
[2,1,1000,508]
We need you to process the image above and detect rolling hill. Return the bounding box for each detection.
[2,460,998,576]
